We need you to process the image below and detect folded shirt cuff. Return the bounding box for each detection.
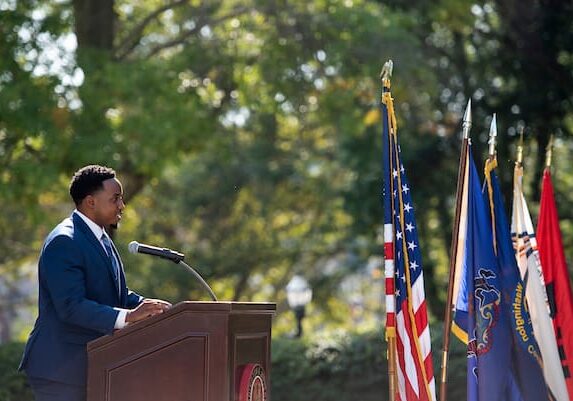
[113,308,129,329]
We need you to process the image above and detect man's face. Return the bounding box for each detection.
[91,178,125,229]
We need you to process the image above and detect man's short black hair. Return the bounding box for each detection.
[69,165,116,206]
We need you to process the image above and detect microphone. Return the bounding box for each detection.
[128,240,218,301]
[128,241,185,263]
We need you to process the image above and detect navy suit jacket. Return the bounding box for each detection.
[20,213,143,385]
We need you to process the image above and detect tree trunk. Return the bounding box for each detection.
[73,0,115,52]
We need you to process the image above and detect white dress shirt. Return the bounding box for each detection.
[74,210,129,329]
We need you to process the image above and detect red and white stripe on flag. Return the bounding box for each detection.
[394,273,435,401]
[385,223,396,333]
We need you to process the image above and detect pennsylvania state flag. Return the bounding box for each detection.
[453,146,550,401]
[485,158,551,401]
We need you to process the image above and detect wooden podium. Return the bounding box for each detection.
[86,301,276,401]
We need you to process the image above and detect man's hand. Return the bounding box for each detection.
[126,298,172,324]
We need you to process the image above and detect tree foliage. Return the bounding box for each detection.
[1,0,573,343]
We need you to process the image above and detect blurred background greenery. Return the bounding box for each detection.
[1,0,572,399]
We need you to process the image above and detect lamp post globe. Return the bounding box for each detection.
[286,275,312,338]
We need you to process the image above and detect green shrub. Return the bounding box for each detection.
[0,342,32,401]
[271,331,388,401]
[271,325,467,401]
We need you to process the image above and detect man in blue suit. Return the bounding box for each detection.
[20,165,171,401]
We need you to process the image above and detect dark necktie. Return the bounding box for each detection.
[101,234,121,296]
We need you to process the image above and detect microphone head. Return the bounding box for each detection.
[128,241,139,254]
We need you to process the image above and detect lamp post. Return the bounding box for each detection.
[286,275,312,338]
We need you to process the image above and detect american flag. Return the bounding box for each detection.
[382,81,436,401]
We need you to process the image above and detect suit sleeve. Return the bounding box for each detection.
[41,235,119,334]
[125,290,144,308]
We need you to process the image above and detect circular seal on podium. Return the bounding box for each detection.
[236,363,267,401]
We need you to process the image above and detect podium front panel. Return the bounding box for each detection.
[88,310,229,401]
[107,334,207,401]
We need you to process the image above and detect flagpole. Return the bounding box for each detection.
[439,99,471,401]
[387,335,397,401]
[381,60,397,401]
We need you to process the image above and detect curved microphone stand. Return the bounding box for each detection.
[176,260,218,302]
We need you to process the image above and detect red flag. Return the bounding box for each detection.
[537,168,573,399]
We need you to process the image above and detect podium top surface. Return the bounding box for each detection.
[88,301,276,350]
[172,301,277,312]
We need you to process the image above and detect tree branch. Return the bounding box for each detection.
[114,0,189,61]
[143,6,251,60]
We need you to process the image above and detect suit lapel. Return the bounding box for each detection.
[72,213,121,296]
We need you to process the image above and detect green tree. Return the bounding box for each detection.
[2,0,573,343]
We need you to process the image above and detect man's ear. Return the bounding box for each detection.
[83,194,96,210]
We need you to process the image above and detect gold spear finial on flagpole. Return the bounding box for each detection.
[488,114,497,158]
[516,126,524,165]
[462,99,472,139]
[545,135,554,168]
